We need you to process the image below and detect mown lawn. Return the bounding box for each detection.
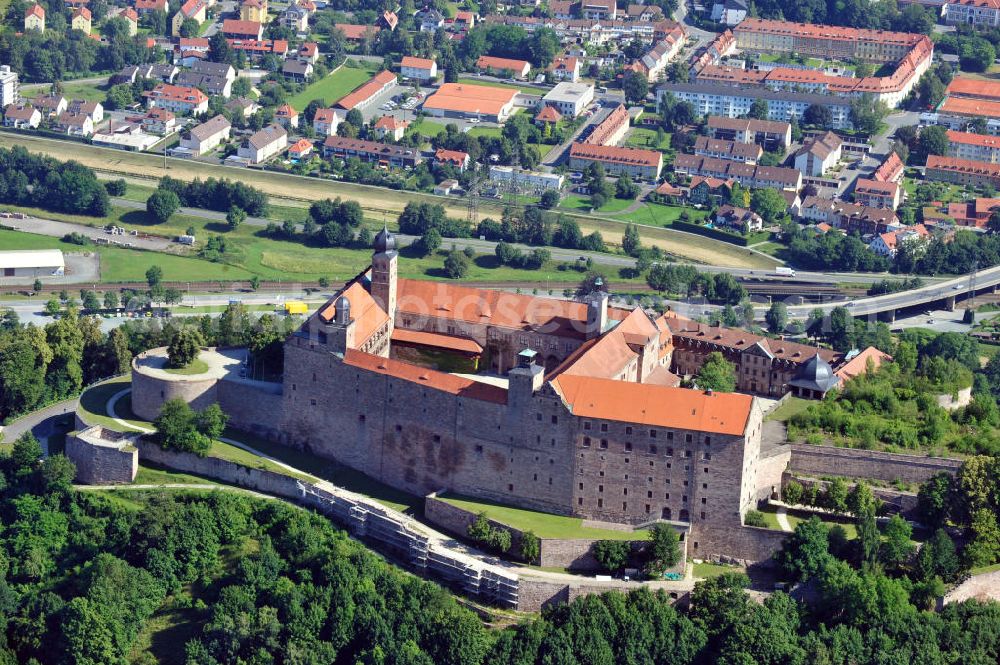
[560,194,634,214]
[77,376,145,431]
[466,125,503,139]
[163,358,209,375]
[134,464,219,485]
[693,561,744,579]
[440,493,649,540]
[286,64,378,110]
[613,202,710,227]
[410,118,449,138]
[766,396,812,422]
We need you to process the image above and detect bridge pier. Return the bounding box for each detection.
[878,309,896,323]
[944,296,956,312]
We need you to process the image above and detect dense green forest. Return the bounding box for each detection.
[0,431,997,665]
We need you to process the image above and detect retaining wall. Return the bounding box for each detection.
[424,494,685,572]
[784,473,920,517]
[689,524,788,566]
[131,354,219,422]
[787,444,962,483]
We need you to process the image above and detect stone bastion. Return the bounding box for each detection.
[131,347,245,421]
[130,346,283,436]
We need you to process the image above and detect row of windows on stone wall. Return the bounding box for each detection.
[581,420,717,445]
[577,456,712,478]
[583,483,711,501]
[580,498,704,521]
[581,437,713,459]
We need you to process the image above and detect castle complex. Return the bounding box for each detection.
[130,231,886,560]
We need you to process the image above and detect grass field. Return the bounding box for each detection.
[286,64,376,110]
[466,125,503,139]
[439,494,649,540]
[626,127,672,154]
[134,464,221,485]
[560,194,634,214]
[758,504,859,539]
[0,132,777,268]
[163,358,209,375]
[613,202,710,227]
[410,118,449,138]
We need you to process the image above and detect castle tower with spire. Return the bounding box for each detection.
[371,225,398,327]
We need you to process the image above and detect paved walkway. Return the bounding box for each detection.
[1,397,77,455]
[776,508,793,532]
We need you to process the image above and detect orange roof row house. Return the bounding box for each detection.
[335,69,396,110]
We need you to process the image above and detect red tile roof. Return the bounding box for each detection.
[947,129,1000,148]
[344,349,507,404]
[476,55,531,73]
[401,56,435,70]
[535,105,562,123]
[552,374,753,435]
[335,70,396,110]
[434,148,469,164]
[391,328,483,354]
[422,82,518,116]
[222,18,262,37]
[569,142,662,168]
[945,76,1000,102]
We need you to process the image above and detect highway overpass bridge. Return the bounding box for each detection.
[783,266,1000,321]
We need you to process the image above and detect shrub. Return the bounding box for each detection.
[744,510,767,528]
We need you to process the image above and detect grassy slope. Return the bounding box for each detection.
[440,494,648,540]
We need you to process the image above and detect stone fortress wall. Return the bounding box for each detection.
[65,425,138,484]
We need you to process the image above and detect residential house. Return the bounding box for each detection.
[854,178,901,210]
[415,6,444,31]
[626,3,664,21]
[24,4,44,31]
[240,0,267,22]
[535,105,562,125]
[869,224,930,257]
[282,59,313,82]
[55,112,94,136]
[322,135,423,167]
[143,83,209,114]
[627,30,686,83]
[334,70,396,111]
[454,10,475,29]
[947,129,1000,163]
[135,0,168,14]
[179,113,231,155]
[224,97,259,118]
[434,148,470,171]
[400,56,437,81]
[652,181,686,203]
[222,19,263,39]
[943,0,1000,26]
[476,55,531,79]
[373,115,408,141]
[177,61,235,97]
[547,56,580,82]
[3,104,40,129]
[873,151,904,183]
[275,103,299,129]
[568,142,663,180]
[227,39,288,61]
[71,7,92,33]
[335,24,380,41]
[312,107,340,136]
[794,131,842,177]
[705,116,792,149]
[925,154,1000,189]
[379,10,398,30]
[238,124,287,164]
[693,136,762,164]
[32,95,67,117]
[119,7,138,35]
[288,138,313,160]
[711,0,748,26]
[796,196,900,235]
[715,205,763,233]
[298,42,319,63]
[581,0,616,20]
[581,103,629,146]
[172,0,206,37]
[673,154,802,191]
[687,176,734,205]
[142,107,177,134]
[67,99,103,123]
[281,2,309,34]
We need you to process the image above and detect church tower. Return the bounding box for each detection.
[371,225,398,324]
